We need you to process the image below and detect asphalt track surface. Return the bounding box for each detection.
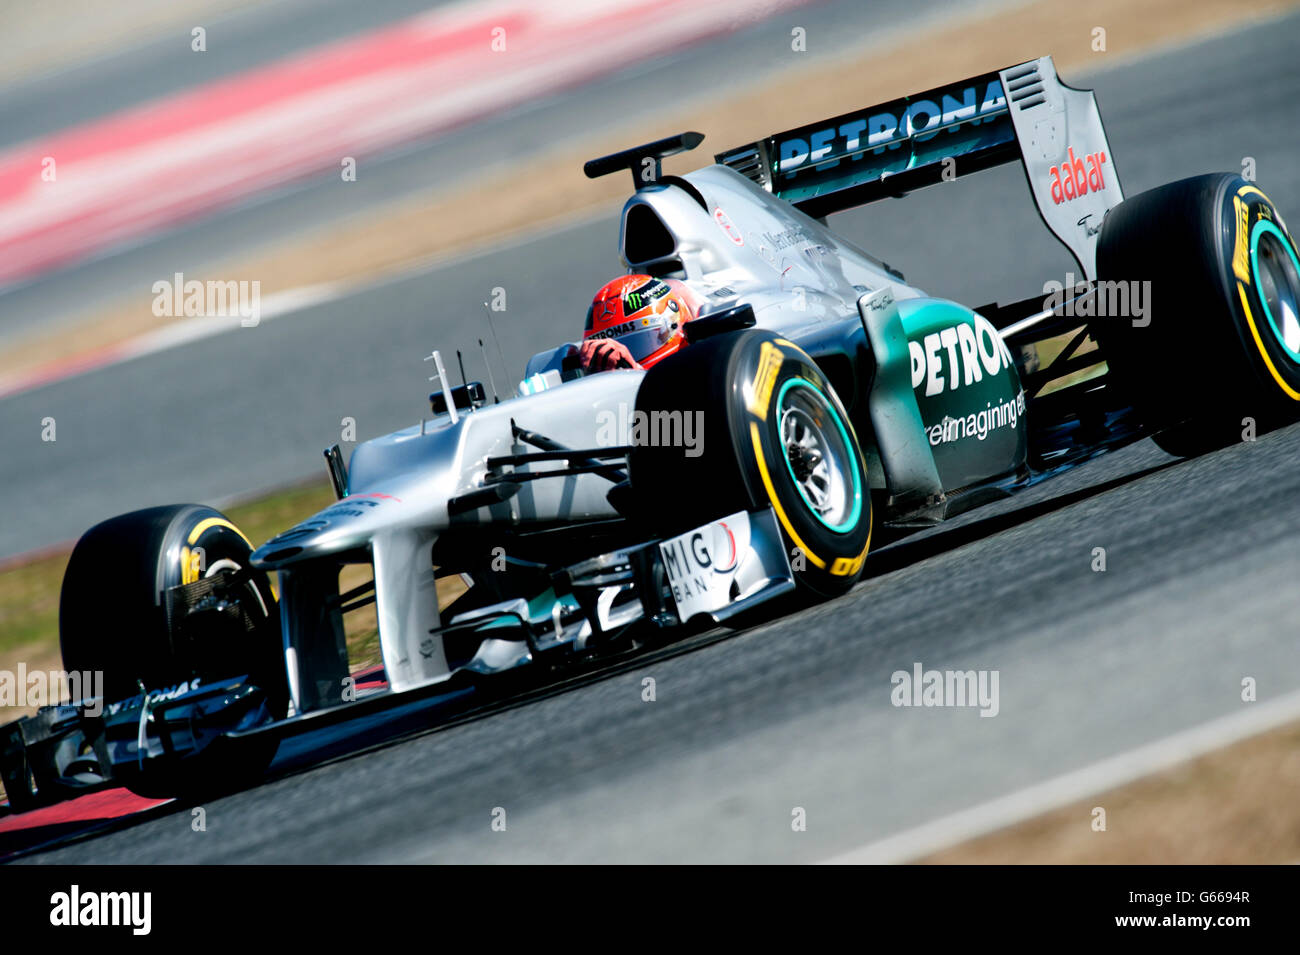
[8,14,1300,861]
[21,419,1300,863]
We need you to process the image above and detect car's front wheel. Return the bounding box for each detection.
[59,504,285,797]
[630,329,872,598]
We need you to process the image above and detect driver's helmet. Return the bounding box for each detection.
[583,275,701,368]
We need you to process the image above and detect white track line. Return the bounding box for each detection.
[823,689,1300,864]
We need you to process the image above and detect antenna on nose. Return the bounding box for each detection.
[479,338,500,404]
[481,300,508,399]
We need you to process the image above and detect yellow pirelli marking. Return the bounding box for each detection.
[830,557,859,576]
[750,421,825,570]
[830,515,873,578]
[181,546,202,584]
[1232,196,1251,284]
[187,517,251,547]
[747,341,784,419]
[1238,281,1300,401]
[1239,183,1293,244]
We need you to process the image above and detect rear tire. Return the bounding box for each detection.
[630,330,872,598]
[1095,173,1300,456]
[59,504,285,797]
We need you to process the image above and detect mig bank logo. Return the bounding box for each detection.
[662,517,747,599]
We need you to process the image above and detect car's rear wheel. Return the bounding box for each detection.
[60,504,285,797]
[1095,173,1300,456]
[630,329,872,598]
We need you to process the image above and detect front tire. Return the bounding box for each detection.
[59,504,285,797]
[630,330,872,598]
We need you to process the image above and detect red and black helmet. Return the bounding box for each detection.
[583,275,701,368]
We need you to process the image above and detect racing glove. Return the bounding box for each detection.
[576,338,642,372]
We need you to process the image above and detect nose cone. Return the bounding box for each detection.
[251,493,406,568]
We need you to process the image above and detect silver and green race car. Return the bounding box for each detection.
[5,55,1299,807]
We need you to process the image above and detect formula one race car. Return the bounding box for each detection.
[5,55,1299,808]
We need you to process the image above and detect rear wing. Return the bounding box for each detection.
[715,56,1122,279]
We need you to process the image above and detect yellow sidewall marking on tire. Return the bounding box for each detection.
[750,421,826,570]
[181,545,203,584]
[1238,281,1300,401]
[187,517,251,548]
[1232,182,1299,400]
[183,517,255,586]
[829,511,872,578]
[747,341,784,419]
[1232,195,1251,284]
[1237,183,1293,242]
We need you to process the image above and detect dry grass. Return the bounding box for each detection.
[0,553,68,660]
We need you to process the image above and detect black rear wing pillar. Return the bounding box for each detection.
[716,56,1123,280]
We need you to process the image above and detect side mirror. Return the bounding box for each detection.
[684,302,756,344]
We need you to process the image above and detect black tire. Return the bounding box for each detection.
[1095,173,1300,456]
[630,329,872,598]
[59,504,285,797]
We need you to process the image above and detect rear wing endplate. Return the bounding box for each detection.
[715,56,1123,279]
